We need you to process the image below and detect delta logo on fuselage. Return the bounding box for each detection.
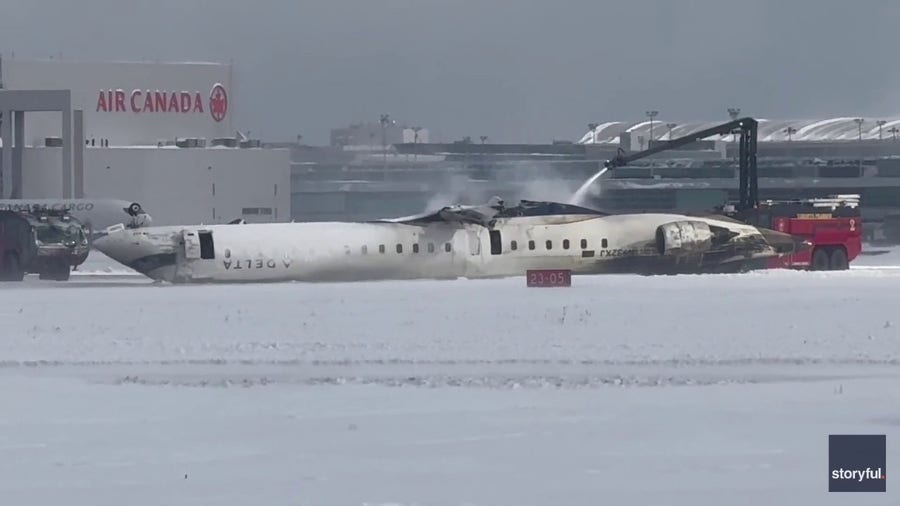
[95,83,228,122]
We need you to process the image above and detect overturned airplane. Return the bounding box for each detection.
[93,197,808,284]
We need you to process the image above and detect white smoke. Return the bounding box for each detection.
[517,175,583,203]
[420,162,605,212]
[423,174,478,211]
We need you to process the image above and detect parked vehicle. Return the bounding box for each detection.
[0,207,89,281]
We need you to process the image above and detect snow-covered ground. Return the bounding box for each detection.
[854,243,900,268]
[2,253,900,505]
[72,250,141,277]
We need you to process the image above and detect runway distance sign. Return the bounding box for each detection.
[526,269,572,287]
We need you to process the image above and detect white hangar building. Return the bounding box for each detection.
[0,55,290,226]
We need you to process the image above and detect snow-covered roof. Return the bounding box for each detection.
[578,117,900,144]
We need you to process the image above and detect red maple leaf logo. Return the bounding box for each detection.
[209,84,227,122]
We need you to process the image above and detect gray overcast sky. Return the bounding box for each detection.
[2,0,899,144]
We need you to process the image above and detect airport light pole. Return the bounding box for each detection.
[853,118,864,141]
[462,136,472,170]
[588,122,598,143]
[480,135,488,144]
[890,127,899,141]
[379,114,391,169]
[666,122,677,139]
[783,126,797,141]
[412,126,422,162]
[645,110,658,146]
[877,120,887,140]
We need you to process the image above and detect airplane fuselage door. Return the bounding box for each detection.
[183,230,202,259]
[467,229,481,256]
[489,229,502,255]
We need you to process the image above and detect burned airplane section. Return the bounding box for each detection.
[379,197,607,229]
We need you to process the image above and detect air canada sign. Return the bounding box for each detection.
[95,83,228,122]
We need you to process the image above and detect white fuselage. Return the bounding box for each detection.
[93,212,776,283]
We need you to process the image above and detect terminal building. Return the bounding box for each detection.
[0,56,290,227]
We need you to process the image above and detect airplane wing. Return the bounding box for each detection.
[372,196,506,227]
[372,197,606,228]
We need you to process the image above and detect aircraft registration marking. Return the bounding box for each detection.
[598,247,654,257]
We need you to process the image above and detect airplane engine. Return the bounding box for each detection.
[655,221,713,255]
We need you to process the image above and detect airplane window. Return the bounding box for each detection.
[361,245,368,255]
[428,243,435,253]
[563,239,570,250]
[379,244,385,254]
[396,244,403,253]
[602,238,608,248]
[580,239,587,249]
[413,243,419,253]
[546,240,552,250]
[444,243,452,252]
[528,240,535,250]
[511,240,517,251]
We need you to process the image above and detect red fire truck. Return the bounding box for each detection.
[0,210,37,281]
[744,195,862,271]
[0,208,90,281]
